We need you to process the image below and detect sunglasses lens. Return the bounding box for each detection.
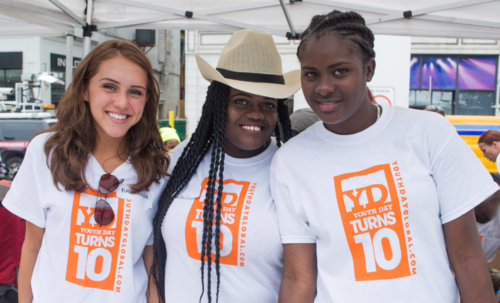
[99,174,120,195]
[94,199,115,226]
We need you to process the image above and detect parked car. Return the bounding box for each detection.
[0,112,56,179]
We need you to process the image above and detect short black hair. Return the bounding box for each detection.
[297,10,375,64]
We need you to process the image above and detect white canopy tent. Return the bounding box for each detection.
[1,0,500,40]
[0,0,499,106]
[0,15,68,37]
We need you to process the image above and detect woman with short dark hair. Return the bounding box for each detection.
[272,10,499,303]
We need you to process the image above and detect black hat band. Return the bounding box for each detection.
[216,68,285,85]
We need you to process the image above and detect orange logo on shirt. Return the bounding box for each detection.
[334,164,411,281]
[185,178,254,266]
[66,189,126,291]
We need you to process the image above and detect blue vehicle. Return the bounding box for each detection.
[0,113,56,179]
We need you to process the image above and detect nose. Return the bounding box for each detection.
[245,104,265,120]
[315,76,335,97]
[113,90,129,109]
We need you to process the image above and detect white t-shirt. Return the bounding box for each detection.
[271,105,499,303]
[162,138,282,303]
[3,133,166,303]
[477,213,500,262]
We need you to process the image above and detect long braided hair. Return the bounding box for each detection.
[152,81,292,303]
[297,10,376,64]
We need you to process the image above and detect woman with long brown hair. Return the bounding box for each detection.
[3,40,168,303]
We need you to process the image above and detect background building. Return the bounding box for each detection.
[409,37,499,116]
[0,28,182,119]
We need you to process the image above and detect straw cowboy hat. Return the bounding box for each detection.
[196,29,301,99]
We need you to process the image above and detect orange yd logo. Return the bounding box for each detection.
[334,164,411,281]
[66,189,124,291]
[185,178,253,266]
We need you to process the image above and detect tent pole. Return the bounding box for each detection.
[65,34,74,91]
[83,0,94,57]
[279,0,297,38]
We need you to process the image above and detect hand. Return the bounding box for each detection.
[496,292,500,303]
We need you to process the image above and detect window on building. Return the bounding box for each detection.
[0,52,23,101]
[0,69,22,101]
[456,91,495,115]
[409,90,454,115]
[409,55,498,115]
[51,72,65,105]
[50,53,81,107]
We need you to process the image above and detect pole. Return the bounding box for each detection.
[429,76,433,105]
[169,111,175,128]
[83,0,94,57]
[65,35,74,91]
[279,0,297,38]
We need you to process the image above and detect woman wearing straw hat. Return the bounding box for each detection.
[151,29,300,303]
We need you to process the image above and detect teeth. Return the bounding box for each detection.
[319,101,338,105]
[108,112,127,120]
[242,125,262,132]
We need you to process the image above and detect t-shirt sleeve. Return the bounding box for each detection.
[3,134,49,228]
[145,180,164,246]
[146,230,154,245]
[427,117,499,224]
[271,154,316,244]
[167,139,189,175]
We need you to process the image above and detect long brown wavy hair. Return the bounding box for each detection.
[41,40,169,193]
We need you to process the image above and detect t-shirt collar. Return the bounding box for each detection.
[224,137,278,165]
[315,104,394,145]
[88,154,133,189]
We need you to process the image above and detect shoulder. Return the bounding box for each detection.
[168,139,190,172]
[27,132,56,159]
[386,106,457,141]
[273,122,321,167]
[278,121,321,153]
[391,106,452,127]
[30,131,55,148]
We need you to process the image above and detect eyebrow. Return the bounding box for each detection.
[302,61,349,70]
[231,93,276,101]
[100,78,147,90]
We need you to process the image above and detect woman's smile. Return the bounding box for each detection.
[315,98,342,112]
[225,88,278,158]
[240,123,265,134]
[106,111,130,123]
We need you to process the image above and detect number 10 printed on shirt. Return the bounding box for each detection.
[334,163,416,281]
[185,178,254,266]
[66,189,130,291]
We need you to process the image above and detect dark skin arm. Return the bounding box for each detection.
[143,245,159,303]
[444,209,496,303]
[279,244,317,303]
